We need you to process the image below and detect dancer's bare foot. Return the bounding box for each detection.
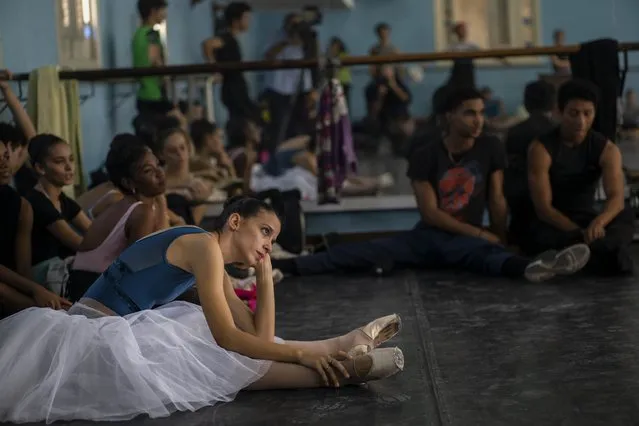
[346,314,402,357]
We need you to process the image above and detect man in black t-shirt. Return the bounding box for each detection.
[527,80,634,276]
[271,87,591,282]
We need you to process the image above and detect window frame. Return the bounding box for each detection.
[432,0,543,67]
[55,0,102,70]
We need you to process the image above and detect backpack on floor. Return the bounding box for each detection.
[254,189,305,254]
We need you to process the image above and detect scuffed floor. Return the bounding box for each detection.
[10,261,639,426]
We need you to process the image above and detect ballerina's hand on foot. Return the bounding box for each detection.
[297,350,353,388]
[348,314,402,357]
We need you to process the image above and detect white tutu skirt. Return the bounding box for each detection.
[0,302,276,424]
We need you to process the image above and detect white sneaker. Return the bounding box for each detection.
[524,243,591,282]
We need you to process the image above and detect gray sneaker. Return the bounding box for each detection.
[524,243,591,282]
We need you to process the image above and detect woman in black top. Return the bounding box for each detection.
[0,140,32,277]
[0,141,69,316]
[25,134,92,285]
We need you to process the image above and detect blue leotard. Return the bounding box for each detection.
[83,226,208,315]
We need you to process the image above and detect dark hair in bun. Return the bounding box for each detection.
[28,134,66,167]
[214,195,282,231]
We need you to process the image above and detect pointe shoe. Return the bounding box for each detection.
[348,314,402,357]
[353,347,404,383]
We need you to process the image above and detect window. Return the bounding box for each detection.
[56,0,101,69]
[433,0,541,64]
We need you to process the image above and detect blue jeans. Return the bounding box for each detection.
[296,225,517,277]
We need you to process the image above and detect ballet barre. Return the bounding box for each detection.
[2,42,639,82]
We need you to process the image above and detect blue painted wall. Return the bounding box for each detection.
[0,0,638,181]
[0,0,110,179]
[0,0,225,180]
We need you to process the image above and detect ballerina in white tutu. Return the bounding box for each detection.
[0,196,404,424]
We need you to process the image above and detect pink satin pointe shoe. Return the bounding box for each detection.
[352,347,405,383]
[347,314,402,357]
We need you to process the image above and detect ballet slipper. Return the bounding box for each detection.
[347,314,402,357]
[352,347,404,383]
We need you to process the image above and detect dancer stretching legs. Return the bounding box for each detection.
[0,197,403,424]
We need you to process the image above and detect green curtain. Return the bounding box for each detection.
[26,66,85,196]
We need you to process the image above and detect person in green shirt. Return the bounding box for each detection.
[132,0,171,115]
[328,37,352,110]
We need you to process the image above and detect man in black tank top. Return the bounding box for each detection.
[273,87,591,282]
[527,79,634,276]
[201,2,260,124]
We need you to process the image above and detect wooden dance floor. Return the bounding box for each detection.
[12,247,639,426]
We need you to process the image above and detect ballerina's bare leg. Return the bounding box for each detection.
[245,352,376,390]
[245,316,403,390]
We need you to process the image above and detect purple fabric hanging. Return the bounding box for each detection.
[316,79,357,203]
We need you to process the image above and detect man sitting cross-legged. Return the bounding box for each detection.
[272,87,590,282]
[525,79,635,276]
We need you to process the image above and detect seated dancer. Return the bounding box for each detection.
[272,87,590,281]
[231,117,390,200]
[68,136,169,301]
[0,141,32,279]
[156,127,215,224]
[0,73,38,195]
[0,141,69,316]
[25,134,92,286]
[190,118,237,179]
[0,197,404,423]
[526,79,634,275]
[505,80,557,246]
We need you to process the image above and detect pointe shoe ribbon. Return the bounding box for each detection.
[348,314,402,357]
[354,347,404,382]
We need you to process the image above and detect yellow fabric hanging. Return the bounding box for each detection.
[26,66,85,196]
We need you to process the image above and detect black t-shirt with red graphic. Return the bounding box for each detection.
[407,135,506,228]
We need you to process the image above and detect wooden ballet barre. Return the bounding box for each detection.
[2,42,639,82]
